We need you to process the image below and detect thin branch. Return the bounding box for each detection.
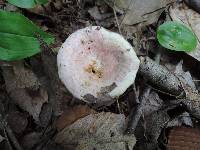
[0,101,24,150]
[113,7,122,35]
[125,87,151,134]
[4,129,13,150]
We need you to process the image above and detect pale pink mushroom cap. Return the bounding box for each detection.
[57,26,140,103]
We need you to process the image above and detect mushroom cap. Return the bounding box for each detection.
[57,26,140,103]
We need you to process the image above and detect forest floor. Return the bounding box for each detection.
[0,0,200,150]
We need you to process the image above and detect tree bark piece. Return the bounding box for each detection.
[139,57,184,97]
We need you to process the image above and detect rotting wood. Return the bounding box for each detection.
[139,56,184,97]
[138,56,200,120]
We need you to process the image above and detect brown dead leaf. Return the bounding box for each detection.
[56,105,95,131]
[170,3,200,62]
[143,109,170,142]
[4,3,18,11]
[29,6,45,15]
[40,52,72,115]
[167,112,193,127]
[21,132,41,150]
[106,0,174,25]
[88,6,113,21]
[10,88,48,123]
[184,0,200,14]
[174,61,196,90]
[39,103,52,127]
[2,61,48,123]
[168,126,200,150]
[88,6,103,20]
[55,112,136,150]
[28,0,62,15]
[174,60,200,119]
[0,134,4,143]
[0,0,4,5]
[142,91,163,115]
[7,111,28,134]
[28,1,51,15]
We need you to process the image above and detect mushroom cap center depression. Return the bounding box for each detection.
[73,37,130,85]
[75,49,118,81]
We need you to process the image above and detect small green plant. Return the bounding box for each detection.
[7,0,48,8]
[157,21,197,52]
[0,0,53,61]
[0,10,54,61]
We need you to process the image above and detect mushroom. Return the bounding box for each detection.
[57,26,140,104]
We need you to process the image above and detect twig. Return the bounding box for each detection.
[193,80,200,82]
[126,55,187,134]
[126,104,142,134]
[116,98,123,114]
[4,129,13,150]
[128,84,139,107]
[125,87,151,134]
[33,128,57,150]
[138,56,200,120]
[34,33,55,56]
[119,0,134,27]
[4,120,24,150]
[0,101,24,150]
[113,7,122,35]
[149,85,178,97]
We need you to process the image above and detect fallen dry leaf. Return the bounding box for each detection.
[38,51,72,115]
[55,112,136,150]
[2,61,48,123]
[27,0,62,15]
[3,3,18,11]
[106,0,174,25]
[143,109,170,142]
[56,105,95,131]
[184,0,200,14]
[21,132,41,150]
[88,6,112,21]
[0,134,4,143]
[168,126,200,150]
[7,111,28,134]
[39,103,52,127]
[174,61,196,90]
[141,91,164,116]
[0,0,4,5]
[170,3,200,62]
[28,0,52,15]
[88,6,103,20]
[167,112,193,127]
[174,60,200,119]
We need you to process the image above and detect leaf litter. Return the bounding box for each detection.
[1,61,48,123]
[1,0,200,150]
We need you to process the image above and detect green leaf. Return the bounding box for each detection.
[7,0,48,8]
[157,21,197,52]
[0,10,54,61]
